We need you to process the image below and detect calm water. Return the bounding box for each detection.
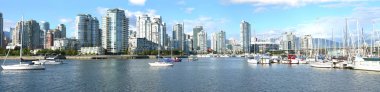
[1,58,380,92]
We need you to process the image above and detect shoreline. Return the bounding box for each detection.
[0,55,189,60]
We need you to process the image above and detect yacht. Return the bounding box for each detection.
[188,55,198,61]
[351,56,380,71]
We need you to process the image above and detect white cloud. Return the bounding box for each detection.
[265,6,380,40]
[253,7,267,13]
[177,0,186,5]
[227,0,361,7]
[185,7,195,14]
[172,16,229,37]
[129,0,147,6]
[59,18,73,24]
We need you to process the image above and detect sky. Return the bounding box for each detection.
[1,0,380,41]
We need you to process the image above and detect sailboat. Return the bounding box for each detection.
[1,17,45,70]
[149,35,173,67]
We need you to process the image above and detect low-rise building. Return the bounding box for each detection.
[80,47,104,55]
[128,37,158,55]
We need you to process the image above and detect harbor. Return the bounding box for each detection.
[1,58,380,92]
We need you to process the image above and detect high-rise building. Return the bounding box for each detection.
[151,16,163,46]
[57,24,66,38]
[76,14,101,47]
[173,23,184,50]
[211,32,218,52]
[217,30,226,54]
[211,30,226,54]
[13,20,42,49]
[197,31,207,53]
[240,20,251,53]
[45,30,54,49]
[0,12,3,48]
[40,21,49,48]
[136,14,151,40]
[281,32,296,51]
[101,8,129,54]
[193,26,203,50]
[301,35,313,50]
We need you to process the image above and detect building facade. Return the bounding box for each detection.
[281,32,296,51]
[40,21,49,48]
[240,20,251,53]
[0,12,4,48]
[101,8,129,54]
[197,31,207,53]
[128,37,157,55]
[173,23,184,50]
[76,14,101,47]
[12,20,43,49]
[192,26,203,51]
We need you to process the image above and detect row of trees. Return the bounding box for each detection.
[36,49,79,56]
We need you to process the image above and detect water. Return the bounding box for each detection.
[1,58,380,92]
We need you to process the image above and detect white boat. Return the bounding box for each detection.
[290,59,299,64]
[352,56,380,71]
[1,64,45,70]
[188,55,198,61]
[310,62,333,68]
[1,17,45,70]
[33,59,63,65]
[149,62,173,66]
[298,59,308,64]
[247,58,259,64]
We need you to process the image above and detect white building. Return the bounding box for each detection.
[101,8,129,54]
[281,32,296,50]
[51,38,79,50]
[197,31,207,53]
[240,20,251,53]
[80,47,104,55]
[301,35,313,50]
[136,14,152,41]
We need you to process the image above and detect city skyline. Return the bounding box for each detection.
[1,0,380,40]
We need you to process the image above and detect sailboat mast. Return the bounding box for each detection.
[372,22,374,57]
[20,17,23,59]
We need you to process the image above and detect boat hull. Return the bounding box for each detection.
[1,64,45,70]
[149,62,173,66]
[310,62,333,68]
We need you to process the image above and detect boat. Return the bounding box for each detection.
[148,61,173,66]
[149,38,173,67]
[247,57,258,64]
[1,17,45,70]
[33,59,63,65]
[32,54,63,65]
[351,56,380,71]
[188,55,198,61]
[309,61,333,68]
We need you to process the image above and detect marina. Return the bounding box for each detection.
[1,57,380,92]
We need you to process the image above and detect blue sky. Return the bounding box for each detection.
[1,0,380,40]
